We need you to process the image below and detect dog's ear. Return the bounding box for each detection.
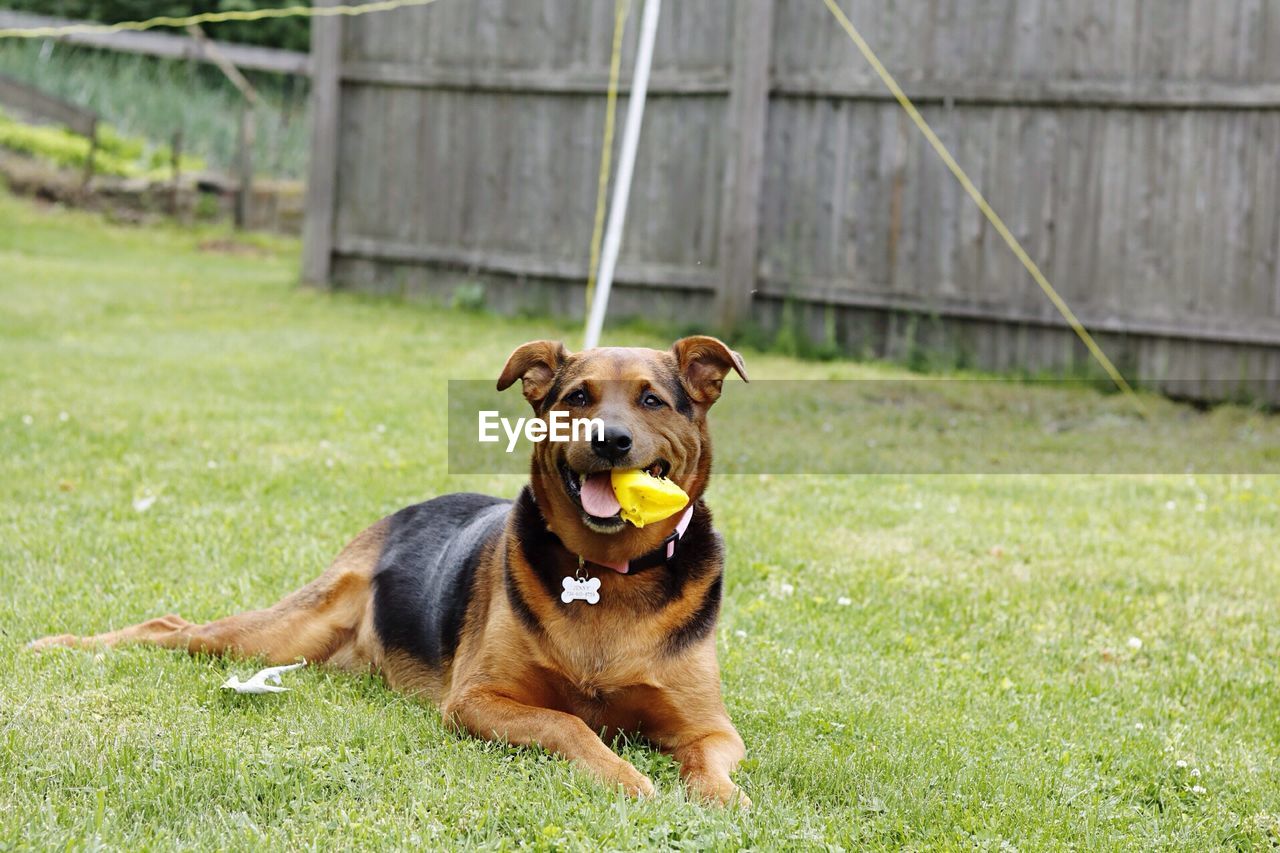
[497,340,569,409]
[671,335,748,409]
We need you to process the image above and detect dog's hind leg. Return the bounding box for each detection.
[31,520,388,667]
[34,568,372,663]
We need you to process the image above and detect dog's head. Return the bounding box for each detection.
[497,336,747,562]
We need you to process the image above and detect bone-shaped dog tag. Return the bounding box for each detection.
[561,576,601,605]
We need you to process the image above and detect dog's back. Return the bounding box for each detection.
[372,494,510,675]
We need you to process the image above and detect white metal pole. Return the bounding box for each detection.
[583,0,662,349]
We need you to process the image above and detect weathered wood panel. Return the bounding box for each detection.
[758,103,1280,332]
[315,0,1280,402]
[300,0,342,284]
[716,0,775,328]
[332,86,725,270]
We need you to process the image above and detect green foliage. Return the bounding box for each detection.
[193,189,221,218]
[94,123,144,161]
[4,0,310,50]
[0,107,205,178]
[0,114,89,170]
[449,281,488,313]
[757,297,843,362]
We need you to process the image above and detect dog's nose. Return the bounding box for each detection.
[592,425,632,462]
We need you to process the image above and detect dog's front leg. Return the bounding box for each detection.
[672,727,750,808]
[443,690,655,797]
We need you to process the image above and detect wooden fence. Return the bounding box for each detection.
[304,0,1280,402]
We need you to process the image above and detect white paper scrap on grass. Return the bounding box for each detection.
[220,660,307,694]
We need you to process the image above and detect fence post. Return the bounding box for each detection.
[714,0,774,333]
[301,0,344,287]
[169,128,183,217]
[235,105,255,228]
[81,121,97,192]
[187,24,261,230]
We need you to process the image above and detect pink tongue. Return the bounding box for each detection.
[580,472,621,517]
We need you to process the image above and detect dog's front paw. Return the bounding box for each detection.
[686,774,751,809]
[723,785,752,810]
[612,761,656,798]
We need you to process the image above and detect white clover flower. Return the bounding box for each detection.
[133,494,156,513]
[1190,768,1200,778]
[779,582,795,596]
[1134,722,1145,731]
[734,629,747,639]
[1176,759,1188,768]
[207,460,218,469]
[1191,785,1206,794]
[1127,637,1143,650]
[21,414,33,425]
[1165,500,1177,511]
[837,596,852,606]
[58,411,69,422]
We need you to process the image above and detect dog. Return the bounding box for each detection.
[33,336,751,806]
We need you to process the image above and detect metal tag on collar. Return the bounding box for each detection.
[560,560,599,601]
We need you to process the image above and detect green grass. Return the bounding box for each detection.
[0,41,307,178]
[2,188,1280,849]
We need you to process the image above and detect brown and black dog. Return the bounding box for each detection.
[34,336,751,806]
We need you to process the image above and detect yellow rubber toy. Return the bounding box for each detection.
[611,468,689,528]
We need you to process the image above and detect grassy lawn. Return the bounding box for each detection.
[3,188,1280,849]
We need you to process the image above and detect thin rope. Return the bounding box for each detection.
[821,0,1147,416]
[0,0,442,39]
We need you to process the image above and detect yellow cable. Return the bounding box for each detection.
[0,0,442,39]
[584,0,631,320]
[821,0,1148,417]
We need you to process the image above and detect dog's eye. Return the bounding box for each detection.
[641,392,665,409]
[563,388,588,407]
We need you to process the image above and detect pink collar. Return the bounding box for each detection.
[584,504,696,575]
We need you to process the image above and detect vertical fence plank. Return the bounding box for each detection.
[235,105,254,228]
[301,0,344,286]
[715,0,775,330]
